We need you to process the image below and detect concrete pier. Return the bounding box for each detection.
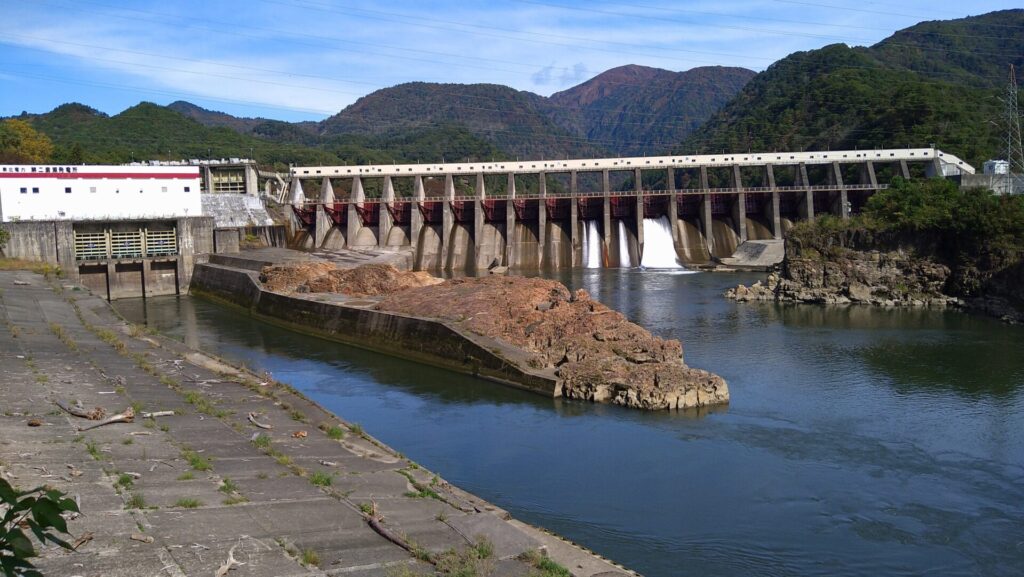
[286,148,973,272]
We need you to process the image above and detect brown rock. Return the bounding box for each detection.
[377,276,728,410]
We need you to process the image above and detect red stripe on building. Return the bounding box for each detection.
[0,172,199,179]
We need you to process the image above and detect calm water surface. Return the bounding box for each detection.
[114,270,1024,577]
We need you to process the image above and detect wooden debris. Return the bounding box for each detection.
[78,407,135,431]
[291,431,307,439]
[215,543,245,577]
[141,411,175,418]
[72,531,94,550]
[247,412,272,430]
[56,400,105,420]
[364,501,420,557]
[130,533,154,544]
[26,418,43,427]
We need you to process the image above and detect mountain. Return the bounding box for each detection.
[684,10,1024,167]
[868,10,1024,88]
[15,103,342,168]
[12,102,503,170]
[549,65,756,155]
[166,101,264,133]
[169,65,755,159]
[317,82,605,159]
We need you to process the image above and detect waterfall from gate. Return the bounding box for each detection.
[618,221,633,267]
[640,216,683,269]
[582,220,602,268]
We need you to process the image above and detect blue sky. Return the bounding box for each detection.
[0,0,1019,122]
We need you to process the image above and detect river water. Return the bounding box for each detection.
[114,270,1024,577]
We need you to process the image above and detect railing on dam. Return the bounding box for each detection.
[295,184,889,205]
[289,147,974,178]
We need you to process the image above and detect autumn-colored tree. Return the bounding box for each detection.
[0,119,53,164]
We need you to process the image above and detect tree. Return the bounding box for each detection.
[0,120,53,164]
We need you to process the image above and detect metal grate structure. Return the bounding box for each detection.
[73,232,109,261]
[145,229,178,256]
[72,228,178,261]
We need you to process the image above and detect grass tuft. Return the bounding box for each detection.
[181,449,212,472]
[309,471,332,487]
[301,548,320,567]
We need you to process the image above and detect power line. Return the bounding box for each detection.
[516,0,1024,56]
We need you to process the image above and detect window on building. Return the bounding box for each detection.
[32,188,39,194]
[20,187,27,194]
[65,187,72,194]
[184,186,191,192]
[89,187,97,193]
[161,186,168,193]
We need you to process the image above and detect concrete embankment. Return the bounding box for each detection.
[0,269,632,576]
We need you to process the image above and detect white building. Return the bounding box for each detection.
[0,164,201,222]
[983,160,1010,175]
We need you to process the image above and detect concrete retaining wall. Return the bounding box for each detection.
[190,262,559,396]
[1,221,63,263]
[2,217,213,300]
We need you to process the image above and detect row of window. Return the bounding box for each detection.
[18,186,191,194]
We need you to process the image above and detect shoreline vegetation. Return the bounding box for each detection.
[727,178,1024,323]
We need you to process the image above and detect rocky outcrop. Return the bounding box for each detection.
[379,276,728,410]
[726,248,960,308]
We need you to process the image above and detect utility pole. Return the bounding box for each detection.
[1004,64,1024,193]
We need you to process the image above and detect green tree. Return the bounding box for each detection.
[0,120,53,164]
[1,479,80,576]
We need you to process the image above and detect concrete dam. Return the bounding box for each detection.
[286,148,973,273]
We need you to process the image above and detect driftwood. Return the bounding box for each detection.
[247,412,272,429]
[78,407,134,431]
[364,502,419,557]
[141,411,175,418]
[215,543,244,576]
[56,400,105,420]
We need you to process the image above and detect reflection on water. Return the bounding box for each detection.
[115,270,1024,577]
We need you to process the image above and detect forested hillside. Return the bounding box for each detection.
[684,10,1024,167]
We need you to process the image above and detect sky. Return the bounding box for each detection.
[0,0,1020,122]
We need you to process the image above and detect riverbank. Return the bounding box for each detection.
[0,269,633,577]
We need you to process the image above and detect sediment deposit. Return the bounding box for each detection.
[259,263,729,410]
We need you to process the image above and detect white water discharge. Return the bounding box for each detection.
[618,221,633,267]
[582,220,602,268]
[640,216,683,269]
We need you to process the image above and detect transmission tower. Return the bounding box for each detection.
[1005,64,1024,176]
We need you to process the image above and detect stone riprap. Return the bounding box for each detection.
[0,270,631,577]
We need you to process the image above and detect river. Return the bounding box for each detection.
[114,269,1024,577]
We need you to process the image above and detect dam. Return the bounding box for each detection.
[285,147,973,273]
